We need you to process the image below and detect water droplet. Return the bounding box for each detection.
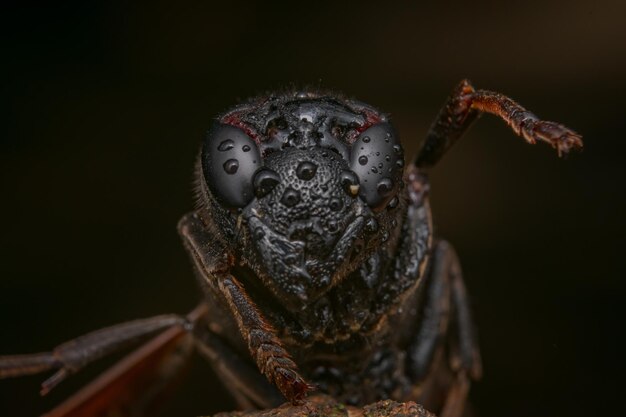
[218,139,235,151]
[396,159,404,168]
[362,136,371,143]
[242,145,251,152]
[377,178,394,196]
[378,163,383,169]
[358,155,368,165]
[385,155,391,161]
[381,231,389,243]
[387,197,399,209]
[223,159,239,174]
[371,167,378,174]
[385,133,391,143]
[393,144,401,153]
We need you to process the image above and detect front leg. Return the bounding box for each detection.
[178,211,313,404]
[415,79,583,168]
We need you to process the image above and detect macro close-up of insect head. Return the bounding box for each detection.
[0,2,624,417]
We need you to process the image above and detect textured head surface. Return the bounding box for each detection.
[200,90,405,310]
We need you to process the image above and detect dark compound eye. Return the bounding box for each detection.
[202,123,261,208]
[349,123,404,211]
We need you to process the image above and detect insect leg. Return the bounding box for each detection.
[407,241,481,417]
[193,324,284,409]
[0,313,188,394]
[414,79,582,168]
[179,211,313,404]
[407,241,452,383]
[212,275,313,404]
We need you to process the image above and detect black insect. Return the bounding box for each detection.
[0,80,582,417]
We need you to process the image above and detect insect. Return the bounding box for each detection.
[0,80,582,417]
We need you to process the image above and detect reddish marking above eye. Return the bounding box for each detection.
[221,112,261,144]
[346,109,383,143]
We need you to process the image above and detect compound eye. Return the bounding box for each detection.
[349,123,404,211]
[202,124,261,208]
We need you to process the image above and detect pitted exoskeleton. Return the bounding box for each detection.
[200,95,406,313]
[0,81,582,417]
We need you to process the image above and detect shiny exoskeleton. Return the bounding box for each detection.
[0,80,582,417]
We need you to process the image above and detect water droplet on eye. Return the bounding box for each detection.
[377,178,394,196]
[371,166,378,174]
[223,159,239,174]
[218,139,235,151]
[358,155,368,165]
[362,136,371,143]
[396,159,404,168]
[242,145,251,152]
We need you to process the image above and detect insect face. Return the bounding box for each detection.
[201,93,405,311]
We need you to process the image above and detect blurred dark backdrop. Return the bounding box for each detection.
[0,2,624,417]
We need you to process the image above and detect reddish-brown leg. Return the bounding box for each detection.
[0,314,189,394]
[179,211,313,405]
[217,275,314,403]
[415,79,583,168]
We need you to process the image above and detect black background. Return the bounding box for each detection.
[0,2,624,417]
